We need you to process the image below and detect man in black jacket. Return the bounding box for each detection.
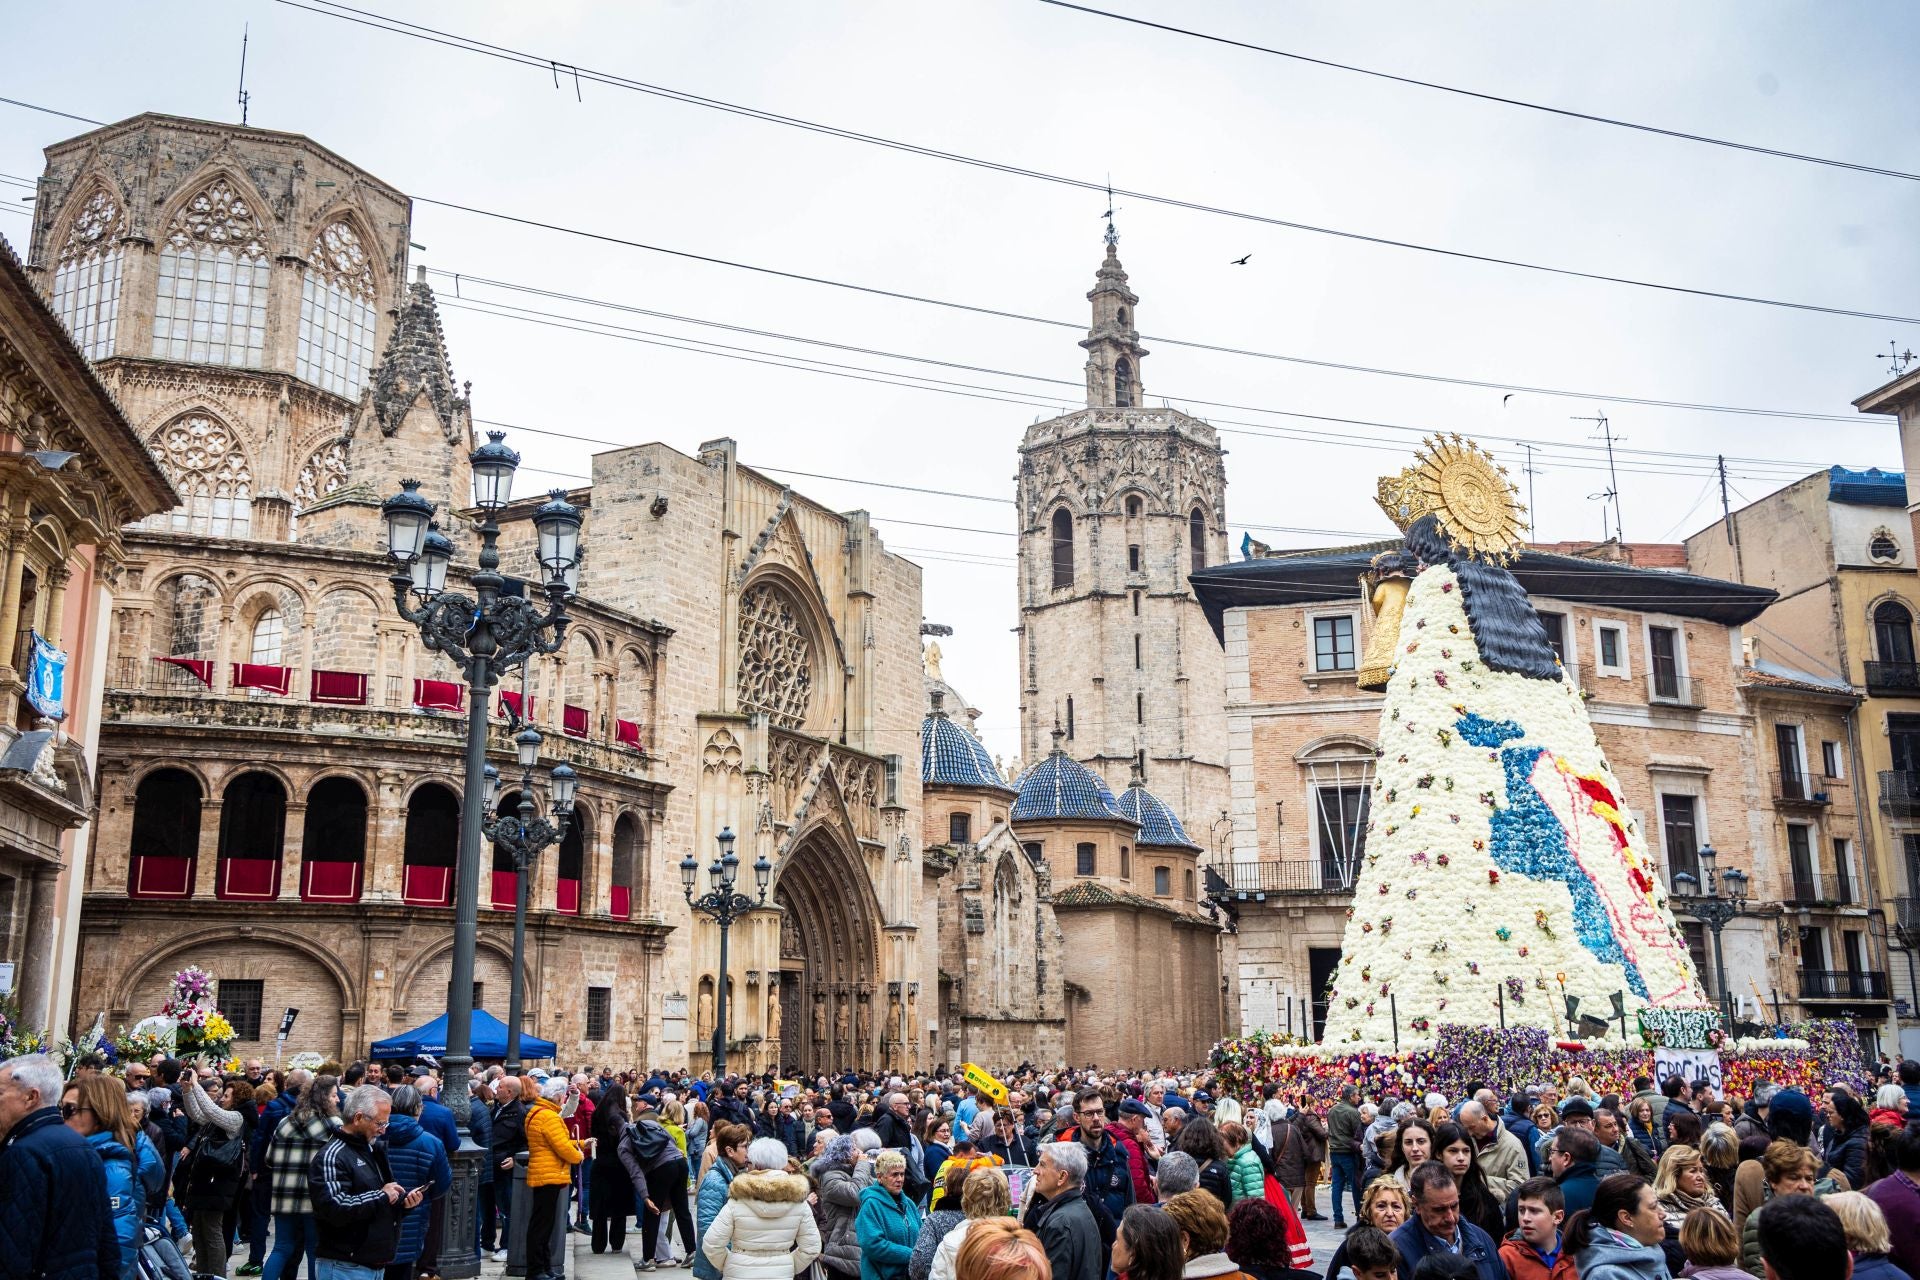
[0,1053,119,1280]
[308,1085,421,1280]
[488,1077,528,1263]
[1024,1141,1106,1280]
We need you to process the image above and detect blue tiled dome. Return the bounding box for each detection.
[922,707,1014,793]
[1117,780,1201,850]
[1012,750,1133,824]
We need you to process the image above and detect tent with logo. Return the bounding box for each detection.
[370,1009,556,1061]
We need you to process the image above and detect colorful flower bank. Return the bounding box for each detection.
[1211,1021,1868,1108]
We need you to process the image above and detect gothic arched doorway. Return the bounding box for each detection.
[773,830,883,1075]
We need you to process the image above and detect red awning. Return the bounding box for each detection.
[310,669,369,705]
[413,679,465,712]
[231,663,291,695]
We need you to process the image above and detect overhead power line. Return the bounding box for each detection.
[1035,0,1920,183]
[0,94,1886,422]
[267,1,1920,328]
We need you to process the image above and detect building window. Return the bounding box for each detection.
[1153,866,1171,895]
[1681,922,1712,996]
[1872,531,1901,562]
[1134,635,1142,669]
[1128,544,1141,573]
[1132,591,1141,616]
[1833,837,1856,905]
[585,987,611,1041]
[1075,843,1095,876]
[472,981,484,1010]
[1312,615,1356,673]
[1596,623,1627,675]
[1126,495,1142,518]
[1115,356,1133,407]
[1648,626,1682,699]
[250,609,283,666]
[1822,740,1844,779]
[1022,841,1042,863]
[1185,867,1196,899]
[1876,601,1916,665]
[1536,611,1567,664]
[298,220,379,398]
[1136,692,1144,724]
[151,179,270,369]
[1776,724,1807,799]
[1065,696,1075,740]
[1660,794,1700,885]
[1190,510,1207,576]
[1120,846,1130,879]
[1050,508,1074,590]
[51,188,125,360]
[218,979,264,1041]
[1788,824,1816,901]
[144,414,253,538]
[949,812,971,845]
[1314,785,1369,888]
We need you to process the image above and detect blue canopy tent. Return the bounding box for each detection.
[370,1009,556,1062]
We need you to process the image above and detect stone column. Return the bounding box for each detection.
[366,769,409,901]
[193,797,223,898]
[16,864,60,1030]
[281,801,307,901]
[213,604,236,697]
[39,565,70,649]
[0,502,32,716]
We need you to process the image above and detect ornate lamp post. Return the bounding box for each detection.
[679,827,771,1076]
[482,727,577,1075]
[381,434,581,1280]
[1672,843,1753,1029]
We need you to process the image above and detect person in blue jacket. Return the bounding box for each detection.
[854,1150,924,1280]
[384,1086,453,1280]
[61,1075,145,1280]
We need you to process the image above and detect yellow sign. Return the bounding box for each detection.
[962,1062,1008,1105]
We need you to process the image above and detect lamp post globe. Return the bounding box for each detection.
[469,430,520,512]
[410,525,454,599]
[381,479,434,563]
[533,490,584,581]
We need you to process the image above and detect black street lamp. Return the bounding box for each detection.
[482,725,577,1075]
[381,434,581,1280]
[680,827,771,1076]
[1671,843,1753,1029]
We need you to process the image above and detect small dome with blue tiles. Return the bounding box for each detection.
[1116,761,1201,850]
[922,690,1015,793]
[1011,729,1135,825]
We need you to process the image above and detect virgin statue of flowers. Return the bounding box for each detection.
[1322,436,1708,1047]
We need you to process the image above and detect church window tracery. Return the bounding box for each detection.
[151,179,270,369]
[1190,508,1207,576]
[736,582,815,729]
[51,189,124,359]
[293,440,349,522]
[1115,356,1134,407]
[298,220,379,398]
[143,414,254,538]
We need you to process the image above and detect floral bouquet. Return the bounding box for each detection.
[0,993,47,1059]
[158,966,236,1061]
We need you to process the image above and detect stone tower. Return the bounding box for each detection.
[1015,231,1230,847]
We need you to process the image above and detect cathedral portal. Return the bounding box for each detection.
[773,830,884,1075]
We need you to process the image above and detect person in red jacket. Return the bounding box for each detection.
[1114,1101,1156,1205]
[1498,1177,1578,1280]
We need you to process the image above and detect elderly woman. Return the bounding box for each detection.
[701,1136,822,1280]
[1825,1191,1913,1280]
[855,1150,925,1280]
[928,1167,1013,1280]
[524,1076,584,1280]
[814,1131,871,1280]
[1652,1143,1727,1274]
[1872,1084,1910,1130]
[1737,1139,1846,1275]
[384,1085,453,1280]
[1322,1178,1410,1280]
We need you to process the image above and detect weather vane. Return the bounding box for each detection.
[1880,340,1915,379]
[1100,177,1119,248]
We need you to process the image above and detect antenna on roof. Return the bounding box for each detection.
[236,23,252,126]
[1572,410,1622,543]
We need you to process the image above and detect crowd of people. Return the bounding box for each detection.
[5,1049,1920,1280]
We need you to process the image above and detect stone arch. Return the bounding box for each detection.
[302,197,389,297]
[737,566,839,733]
[47,168,131,250]
[770,825,884,1073]
[395,935,526,1027]
[115,925,356,1056]
[610,810,643,918]
[301,773,370,902]
[143,409,256,538]
[1294,734,1379,763]
[128,766,202,899]
[45,173,129,361]
[1874,595,1918,666]
[154,165,279,239]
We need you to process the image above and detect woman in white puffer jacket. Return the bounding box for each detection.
[702,1137,824,1280]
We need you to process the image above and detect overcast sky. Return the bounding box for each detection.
[5,1,1918,762]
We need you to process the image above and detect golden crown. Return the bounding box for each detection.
[1375,435,1527,562]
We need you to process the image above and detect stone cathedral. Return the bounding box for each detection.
[18,110,1226,1073]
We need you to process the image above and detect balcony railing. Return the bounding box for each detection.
[1208,860,1358,897]
[1772,771,1832,807]
[1790,874,1820,905]
[1880,771,1920,818]
[1799,968,1891,1001]
[1896,897,1920,940]
[1647,672,1703,707]
[1866,661,1920,696]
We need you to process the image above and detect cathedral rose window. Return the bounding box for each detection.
[737,582,815,729]
[144,413,254,538]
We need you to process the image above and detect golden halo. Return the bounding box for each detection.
[1411,435,1526,560]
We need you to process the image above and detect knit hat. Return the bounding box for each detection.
[1768,1088,1814,1122]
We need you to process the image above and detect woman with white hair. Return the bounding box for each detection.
[525,1075,584,1280]
[701,1137,822,1280]
[855,1150,924,1280]
[813,1132,870,1280]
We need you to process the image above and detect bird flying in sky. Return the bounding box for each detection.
[1230,254,1252,265]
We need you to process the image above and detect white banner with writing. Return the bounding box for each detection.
[1653,1047,1723,1093]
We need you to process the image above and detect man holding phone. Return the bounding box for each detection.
[307,1085,423,1280]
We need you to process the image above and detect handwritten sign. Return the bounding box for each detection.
[1654,1047,1723,1094]
[1639,1007,1720,1050]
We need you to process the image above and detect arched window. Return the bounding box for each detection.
[292,440,349,532]
[1153,865,1171,896]
[556,812,587,915]
[301,776,366,902]
[1872,531,1902,562]
[1120,845,1131,881]
[1185,867,1196,899]
[1190,509,1207,576]
[250,609,283,665]
[1877,601,1917,666]
[402,783,460,906]
[1115,306,1129,328]
[151,179,269,368]
[610,812,642,918]
[51,188,125,359]
[298,220,379,398]
[216,771,286,900]
[1050,508,1074,590]
[145,414,253,538]
[1114,356,1134,407]
[1125,495,1142,518]
[129,768,201,898]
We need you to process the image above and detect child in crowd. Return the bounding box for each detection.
[1498,1177,1576,1280]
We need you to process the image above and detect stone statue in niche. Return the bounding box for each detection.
[834,996,850,1043]
[766,981,781,1048]
[886,988,901,1038]
[812,994,826,1042]
[697,987,714,1042]
[855,994,871,1049]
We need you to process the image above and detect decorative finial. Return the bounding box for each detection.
[1050,718,1067,753]
[1101,177,1119,249]
[929,688,946,718]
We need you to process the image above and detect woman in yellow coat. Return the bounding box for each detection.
[525,1078,585,1280]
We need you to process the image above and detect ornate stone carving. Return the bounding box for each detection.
[146,416,253,539]
[293,441,348,512]
[736,584,813,729]
[702,728,743,775]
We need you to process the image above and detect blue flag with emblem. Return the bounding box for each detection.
[25,631,66,721]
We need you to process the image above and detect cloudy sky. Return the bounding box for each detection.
[5,1,1918,760]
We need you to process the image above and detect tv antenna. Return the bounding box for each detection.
[1572,410,1623,543]
[1519,443,1543,540]
[237,23,252,126]
[1881,340,1915,379]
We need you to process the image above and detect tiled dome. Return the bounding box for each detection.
[1012,740,1133,825]
[921,694,1014,793]
[1117,776,1201,850]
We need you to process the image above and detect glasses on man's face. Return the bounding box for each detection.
[1078,1109,1103,1120]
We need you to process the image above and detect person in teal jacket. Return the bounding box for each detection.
[694,1121,752,1280]
[62,1076,144,1280]
[855,1151,924,1280]
[1223,1123,1266,1205]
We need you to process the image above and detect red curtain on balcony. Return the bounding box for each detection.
[310,670,369,705]
[498,690,535,720]
[130,855,194,899]
[610,885,631,918]
[491,869,519,910]
[402,864,452,906]
[615,719,642,750]
[413,679,464,712]
[301,860,362,902]
[217,857,280,900]
[153,656,212,686]
[563,704,590,739]
[231,663,291,695]
[557,878,580,914]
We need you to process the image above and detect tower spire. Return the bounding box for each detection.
[1079,215,1147,409]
